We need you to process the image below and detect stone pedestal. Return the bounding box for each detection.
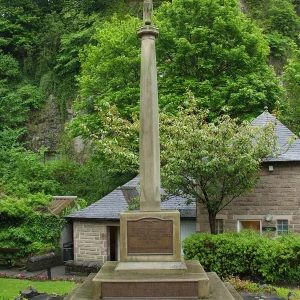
[92,210,210,299]
[93,260,209,299]
[65,272,241,300]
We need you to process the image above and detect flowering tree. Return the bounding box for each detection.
[70,93,276,233]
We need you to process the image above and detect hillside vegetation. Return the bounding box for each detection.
[0,0,299,255]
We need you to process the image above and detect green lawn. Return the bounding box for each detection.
[0,278,75,299]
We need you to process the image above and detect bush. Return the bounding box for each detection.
[0,191,66,258]
[182,230,300,284]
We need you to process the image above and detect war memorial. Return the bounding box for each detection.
[66,1,241,299]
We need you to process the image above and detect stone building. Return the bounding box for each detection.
[66,176,196,264]
[66,111,300,264]
[197,111,300,236]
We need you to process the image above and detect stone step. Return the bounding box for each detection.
[93,260,210,299]
[224,282,243,300]
[64,283,81,300]
[207,272,243,300]
[66,273,95,300]
[65,271,241,300]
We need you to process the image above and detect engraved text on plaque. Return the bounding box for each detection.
[127,218,173,255]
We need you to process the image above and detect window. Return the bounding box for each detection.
[237,220,261,233]
[277,220,288,236]
[215,219,224,234]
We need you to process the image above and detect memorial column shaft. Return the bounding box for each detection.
[139,27,161,212]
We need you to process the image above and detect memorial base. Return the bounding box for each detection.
[65,269,242,300]
[93,260,209,299]
[115,259,187,274]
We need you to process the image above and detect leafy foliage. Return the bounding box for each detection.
[183,231,300,283]
[160,93,277,233]
[75,0,282,121]
[71,92,277,233]
[156,0,282,118]
[0,142,132,257]
[0,190,62,256]
[77,15,141,119]
[279,47,300,136]
[69,103,140,174]
[244,0,300,63]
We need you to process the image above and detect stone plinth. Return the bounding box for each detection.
[91,210,212,299]
[66,272,241,300]
[92,260,210,299]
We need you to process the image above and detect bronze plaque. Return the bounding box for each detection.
[102,281,198,298]
[127,218,173,255]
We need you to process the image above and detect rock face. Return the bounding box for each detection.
[24,95,90,162]
[239,0,248,13]
[25,95,64,153]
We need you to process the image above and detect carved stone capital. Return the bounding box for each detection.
[137,25,159,38]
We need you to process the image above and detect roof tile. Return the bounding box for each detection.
[252,112,300,162]
[66,177,195,220]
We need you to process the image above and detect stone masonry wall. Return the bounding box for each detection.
[73,220,116,264]
[197,162,300,234]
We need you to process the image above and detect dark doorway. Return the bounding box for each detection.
[109,226,118,261]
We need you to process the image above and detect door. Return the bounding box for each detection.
[109,226,120,261]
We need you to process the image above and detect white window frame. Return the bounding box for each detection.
[277,219,289,236]
[215,219,224,234]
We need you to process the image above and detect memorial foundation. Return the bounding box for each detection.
[92,210,210,299]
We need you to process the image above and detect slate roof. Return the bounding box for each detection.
[252,111,300,162]
[66,176,196,220]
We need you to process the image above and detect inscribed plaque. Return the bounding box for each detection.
[127,218,173,255]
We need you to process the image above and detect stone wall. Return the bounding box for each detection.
[27,253,62,272]
[196,162,300,234]
[73,220,118,264]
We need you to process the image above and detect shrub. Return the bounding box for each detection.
[182,230,300,284]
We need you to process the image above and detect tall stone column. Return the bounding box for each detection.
[138,25,161,212]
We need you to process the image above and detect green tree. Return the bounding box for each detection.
[278,47,300,135]
[0,0,41,59]
[244,0,300,63]
[69,93,276,233]
[160,95,276,234]
[0,51,45,130]
[156,0,282,118]
[76,0,282,121]
[77,15,141,119]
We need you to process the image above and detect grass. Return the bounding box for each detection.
[227,276,300,300]
[275,287,300,300]
[0,278,75,299]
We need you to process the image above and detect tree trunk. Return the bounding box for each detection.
[208,212,217,234]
